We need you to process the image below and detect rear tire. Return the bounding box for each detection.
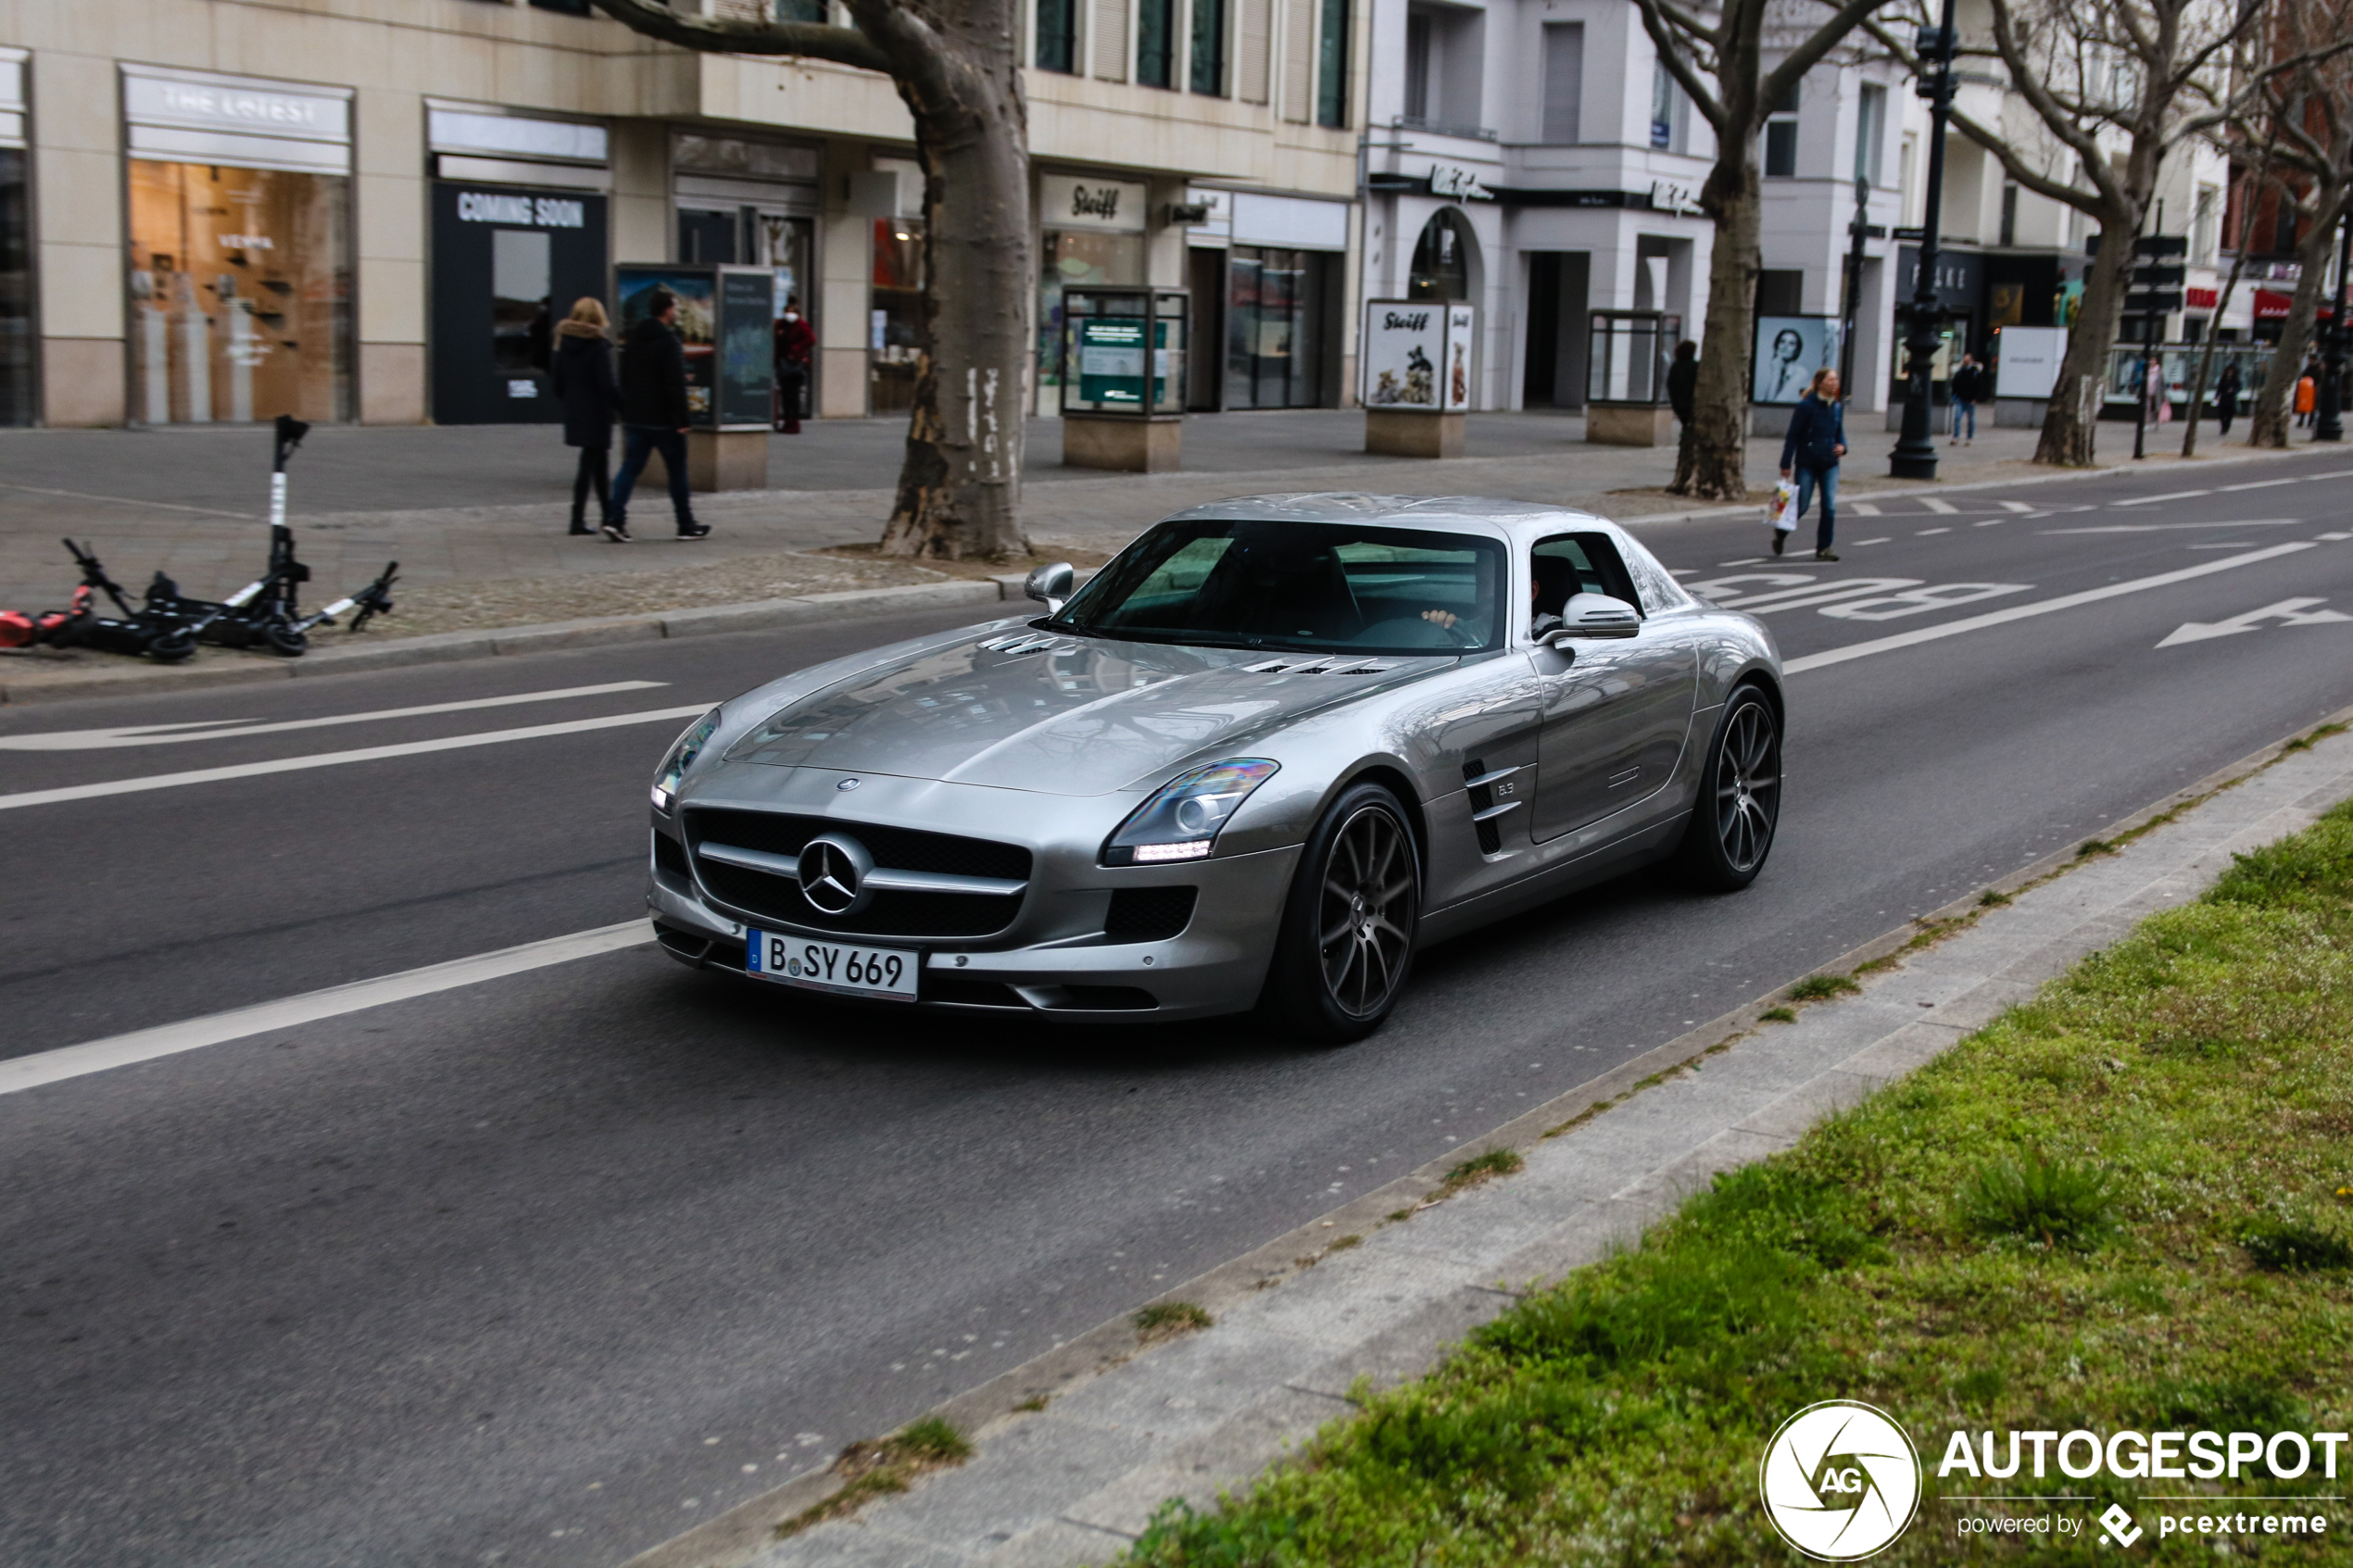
[1672,684,1781,891]
[1262,781,1421,1044]
[146,631,196,663]
[264,623,308,657]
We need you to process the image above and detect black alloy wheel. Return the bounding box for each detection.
[1265,781,1421,1043]
[1673,684,1781,890]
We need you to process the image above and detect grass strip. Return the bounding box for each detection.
[1114,797,2353,1565]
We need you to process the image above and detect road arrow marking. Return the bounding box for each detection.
[2156,597,2352,647]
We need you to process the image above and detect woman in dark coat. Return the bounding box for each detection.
[2214,360,2242,438]
[551,297,621,535]
[1777,368,1848,561]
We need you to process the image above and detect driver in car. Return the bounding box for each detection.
[1424,555,1577,636]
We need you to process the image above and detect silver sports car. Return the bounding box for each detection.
[646,495,1783,1041]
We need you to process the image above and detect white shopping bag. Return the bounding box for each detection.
[1767,479,1799,533]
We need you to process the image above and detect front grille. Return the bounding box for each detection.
[1105,885,1198,942]
[652,830,692,885]
[683,808,1029,939]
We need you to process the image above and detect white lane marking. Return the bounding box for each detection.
[2320,532,2353,541]
[1997,500,2035,513]
[1848,501,1883,516]
[1917,526,1951,535]
[1974,519,2006,527]
[2042,519,2301,534]
[0,682,671,751]
[0,922,653,1097]
[2221,477,2302,492]
[2157,597,2351,646]
[0,703,713,811]
[1851,537,1892,546]
[2112,488,2213,507]
[1817,583,2032,621]
[1784,542,2318,675]
[1716,558,1769,567]
[1919,497,1957,514]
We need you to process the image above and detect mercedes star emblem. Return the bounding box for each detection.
[795,834,875,915]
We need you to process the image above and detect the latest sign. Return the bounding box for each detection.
[1360,301,1476,411]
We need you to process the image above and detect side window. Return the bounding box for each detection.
[1615,535,1690,615]
[1531,533,1641,628]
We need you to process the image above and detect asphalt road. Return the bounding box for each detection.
[5,453,2352,1568]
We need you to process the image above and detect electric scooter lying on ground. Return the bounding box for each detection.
[1,415,400,659]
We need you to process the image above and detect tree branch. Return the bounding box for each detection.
[1757,0,1898,117]
[584,0,891,75]
[1947,106,2111,215]
[1632,0,1730,132]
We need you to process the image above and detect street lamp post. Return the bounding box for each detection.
[1890,0,1958,480]
[2316,210,2351,444]
[1840,174,1869,397]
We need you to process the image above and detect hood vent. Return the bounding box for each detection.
[977,633,1077,659]
[1239,656,1400,675]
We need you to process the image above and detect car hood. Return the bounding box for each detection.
[722,629,1448,796]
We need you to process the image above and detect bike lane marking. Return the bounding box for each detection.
[0,681,670,750]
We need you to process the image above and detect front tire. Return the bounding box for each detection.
[1672,684,1781,890]
[1263,782,1421,1044]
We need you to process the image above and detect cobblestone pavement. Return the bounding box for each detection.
[0,412,2272,610]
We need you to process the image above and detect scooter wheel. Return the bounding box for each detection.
[264,624,308,658]
[147,632,196,663]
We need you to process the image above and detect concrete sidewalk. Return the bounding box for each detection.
[620,721,2353,1568]
[0,415,2133,610]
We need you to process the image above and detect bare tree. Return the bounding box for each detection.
[589,0,1031,558]
[1636,0,1894,501]
[2236,0,2353,447]
[1873,0,2263,466]
[2179,151,2265,456]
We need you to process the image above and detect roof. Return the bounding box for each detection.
[1156,494,1619,535]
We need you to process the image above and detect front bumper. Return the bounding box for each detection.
[646,771,1300,1021]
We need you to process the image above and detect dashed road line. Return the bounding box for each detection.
[2113,488,2214,508]
[1919,497,1957,514]
[0,681,671,751]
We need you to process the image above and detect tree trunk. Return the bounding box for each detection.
[2181,229,2251,458]
[2033,213,2133,467]
[2249,206,2342,450]
[863,0,1032,558]
[1675,160,1762,501]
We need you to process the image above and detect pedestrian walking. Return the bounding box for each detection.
[1948,352,1986,445]
[609,288,709,543]
[2214,361,2241,438]
[2296,361,2319,428]
[1667,340,1698,426]
[774,297,814,435]
[549,297,620,536]
[1778,368,1847,561]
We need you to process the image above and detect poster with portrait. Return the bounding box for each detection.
[1751,315,1843,405]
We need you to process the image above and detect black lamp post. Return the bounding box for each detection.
[1890,0,1958,479]
[2316,209,2351,444]
[1841,174,1869,396]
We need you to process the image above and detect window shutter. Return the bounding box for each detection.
[1093,0,1130,80]
[1280,0,1314,121]
[1237,0,1272,105]
[1541,23,1582,144]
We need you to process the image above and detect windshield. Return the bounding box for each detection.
[1049,519,1506,654]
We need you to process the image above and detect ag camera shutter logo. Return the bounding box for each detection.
[1760,1401,1923,1560]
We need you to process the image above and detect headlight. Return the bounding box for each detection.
[651,708,721,811]
[1101,759,1279,865]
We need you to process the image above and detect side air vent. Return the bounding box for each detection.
[977,633,1076,658]
[1463,759,1525,855]
[1105,885,1199,942]
[652,830,692,887]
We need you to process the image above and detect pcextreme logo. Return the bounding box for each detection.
[1760,1401,1924,1561]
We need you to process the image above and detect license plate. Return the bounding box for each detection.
[747,930,919,1001]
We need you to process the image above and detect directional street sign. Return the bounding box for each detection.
[2125,290,2184,314]
[2132,264,2186,286]
[2157,596,2352,647]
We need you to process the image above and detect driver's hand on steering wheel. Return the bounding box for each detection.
[1420,609,1459,630]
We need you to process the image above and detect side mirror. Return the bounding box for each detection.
[1026,560,1076,613]
[1546,592,1641,641]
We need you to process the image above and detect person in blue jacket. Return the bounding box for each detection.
[1778,367,1847,560]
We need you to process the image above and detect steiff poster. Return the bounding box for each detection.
[1362,301,1475,411]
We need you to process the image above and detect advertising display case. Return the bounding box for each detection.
[1059,286,1188,470]
[1360,298,1475,457]
[1586,308,1682,446]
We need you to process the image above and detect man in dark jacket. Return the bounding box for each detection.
[1666,341,1698,425]
[1778,368,1847,561]
[1948,352,1987,445]
[2214,360,2242,437]
[608,289,708,542]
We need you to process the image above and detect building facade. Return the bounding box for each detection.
[0,0,1365,429]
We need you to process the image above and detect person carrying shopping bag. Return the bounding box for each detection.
[550,298,622,535]
[1779,368,1847,562]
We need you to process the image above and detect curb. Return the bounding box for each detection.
[623,700,2353,1568]
[0,578,1026,709]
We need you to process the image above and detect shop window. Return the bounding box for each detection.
[1540,23,1581,144]
[1037,0,1078,71]
[1038,227,1145,403]
[1315,0,1350,126]
[1763,81,1799,178]
[1408,208,1473,301]
[128,158,352,425]
[1138,0,1177,87]
[1999,183,2018,246]
[1403,13,1430,119]
[871,217,925,414]
[1651,62,1683,152]
[0,149,28,426]
[1855,83,1884,184]
[492,229,553,377]
[1226,246,1326,408]
[1190,0,1227,94]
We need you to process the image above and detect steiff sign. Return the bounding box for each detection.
[1361,301,1476,412]
[1038,174,1148,232]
